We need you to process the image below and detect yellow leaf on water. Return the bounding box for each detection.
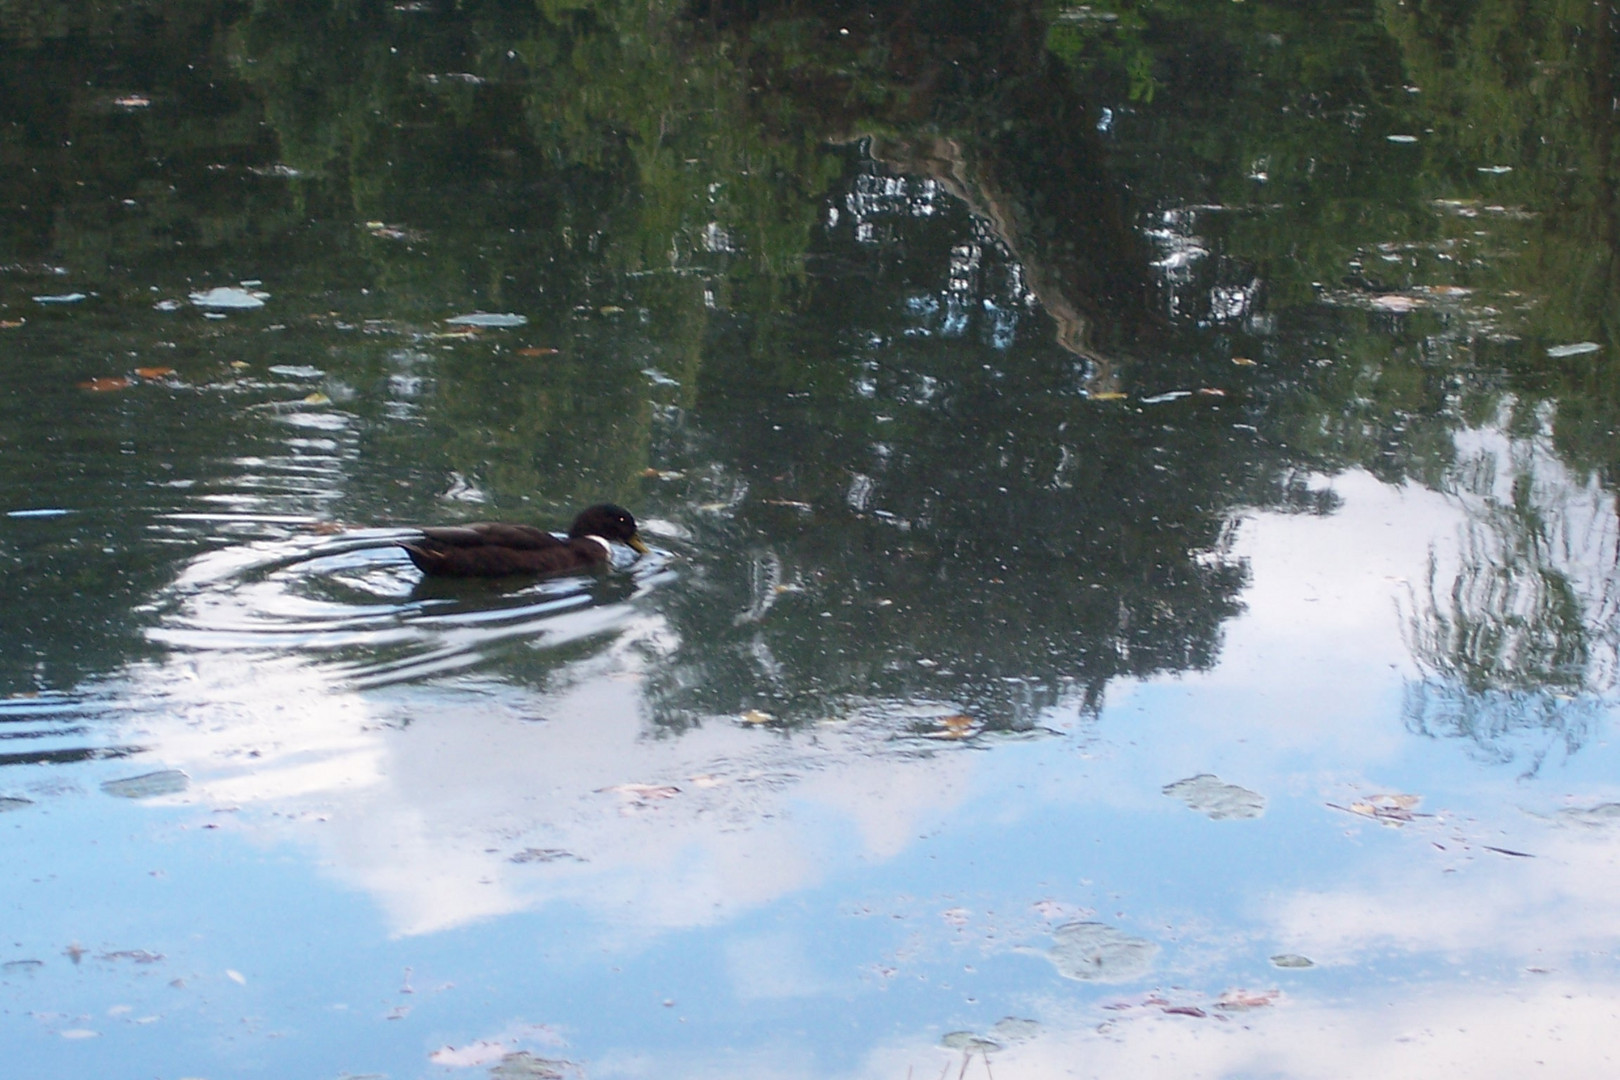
[740,709,773,725]
[303,392,330,405]
[1091,392,1128,401]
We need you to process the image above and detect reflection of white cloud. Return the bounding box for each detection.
[847,979,1620,1080]
[1178,470,1449,754]
[725,931,834,1001]
[1270,824,1620,964]
[123,613,978,938]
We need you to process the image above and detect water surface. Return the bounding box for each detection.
[3,1,1619,1076]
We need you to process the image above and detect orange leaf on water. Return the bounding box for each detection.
[516,347,559,357]
[78,376,133,392]
[134,367,175,379]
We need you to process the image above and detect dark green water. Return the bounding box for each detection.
[2,1,1618,1076]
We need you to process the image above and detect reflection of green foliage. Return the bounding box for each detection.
[1044,5,1157,101]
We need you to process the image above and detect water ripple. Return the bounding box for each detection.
[146,530,675,690]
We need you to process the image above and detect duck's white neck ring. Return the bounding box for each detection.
[579,534,614,560]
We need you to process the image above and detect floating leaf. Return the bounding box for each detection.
[100,769,189,799]
[134,367,175,379]
[1216,988,1279,1011]
[1048,922,1158,982]
[1090,391,1128,401]
[303,392,331,405]
[78,377,133,392]
[598,783,680,800]
[989,1017,1041,1042]
[1231,356,1256,365]
[1556,803,1620,828]
[1370,294,1424,312]
[1333,792,1424,824]
[491,1053,572,1079]
[509,848,585,864]
[1197,387,1227,397]
[598,305,625,315]
[1163,774,1266,820]
[0,318,24,328]
[740,709,773,725]
[516,347,558,357]
[446,312,527,328]
[1547,341,1601,358]
[924,714,979,740]
[1270,954,1315,968]
[189,286,267,310]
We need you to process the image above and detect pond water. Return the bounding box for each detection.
[3,1,1619,1077]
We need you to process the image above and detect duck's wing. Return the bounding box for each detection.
[417,523,562,549]
[401,533,608,578]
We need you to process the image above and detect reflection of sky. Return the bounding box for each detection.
[6,468,1620,1077]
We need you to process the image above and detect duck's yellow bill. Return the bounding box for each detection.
[627,534,650,555]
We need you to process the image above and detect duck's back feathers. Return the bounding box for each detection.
[416,523,562,551]
[399,505,647,579]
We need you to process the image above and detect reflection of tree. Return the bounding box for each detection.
[1402,422,1620,772]
[639,158,1260,729]
[4,0,1618,758]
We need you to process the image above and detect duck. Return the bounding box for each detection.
[399,503,650,578]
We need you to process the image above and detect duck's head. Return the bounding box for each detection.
[569,503,650,554]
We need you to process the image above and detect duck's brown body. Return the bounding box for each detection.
[400,504,648,579]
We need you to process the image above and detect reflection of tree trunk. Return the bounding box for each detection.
[865,132,1133,393]
[702,0,1156,394]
